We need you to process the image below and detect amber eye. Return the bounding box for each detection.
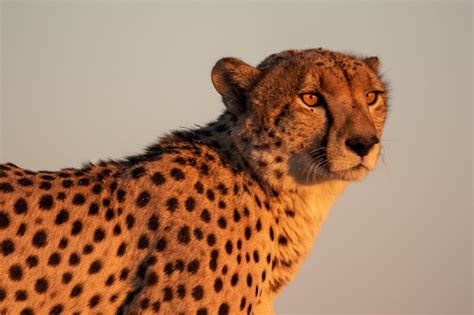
[301,93,320,107]
[366,91,379,105]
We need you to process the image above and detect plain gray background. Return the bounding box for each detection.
[1,1,472,314]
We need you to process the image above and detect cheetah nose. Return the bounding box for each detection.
[345,135,379,157]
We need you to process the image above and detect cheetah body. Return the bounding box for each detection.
[0,48,388,314]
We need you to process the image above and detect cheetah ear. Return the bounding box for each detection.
[211,57,261,115]
[364,56,379,73]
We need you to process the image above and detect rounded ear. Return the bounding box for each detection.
[211,57,260,115]
[364,56,379,73]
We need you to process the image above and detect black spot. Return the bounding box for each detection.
[126,214,135,229]
[39,181,52,190]
[187,259,200,274]
[170,168,185,181]
[71,220,83,235]
[89,260,102,274]
[70,284,82,297]
[146,271,158,286]
[16,223,27,236]
[26,255,38,268]
[92,184,102,194]
[218,200,226,209]
[93,228,105,242]
[136,191,151,208]
[200,209,211,223]
[119,268,130,280]
[231,273,238,286]
[116,189,126,202]
[88,203,99,216]
[35,277,48,293]
[253,250,260,263]
[152,301,161,312]
[163,287,173,301]
[164,262,175,275]
[89,295,101,308]
[57,192,66,200]
[240,297,246,310]
[199,163,209,175]
[72,193,86,205]
[245,226,252,240]
[194,181,204,193]
[48,252,61,266]
[218,303,230,315]
[0,182,14,193]
[256,219,262,231]
[197,308,208,315]
[62,272,73,284]
[209,249,219,271]
[140,297,150,309]
[20,308,34,315]
[225,240,233,255]
[18,177,33,186]
[206,234,216,246]
[105,208,115,221]
[105,275,115,286]
[191,285,204,300]
[55,209,69,225]
[32,230,48,248]
[39,194,54,210]
[217,183,228,195]
[131,167,146,179]
[8,264,23,281]
[69,252,80,266]
[177,226,191,244]
[206,189,215,201]
[177,284,186,299]
[194,228,204,240]
[49,304,63,315]
[278,235,288,245]
[15,290,28,301]
[138,235,150,249]
[61,179,73,188]
[166,197,178,212]
[233,209,241,222]
[83,244,94,254]
[147,214,159,231]
[269,227,275,241]
[155,238,167,252]
[14,198,28,214]
[247,274,253,287]
[218,217,227,229]
[1,238,15,256]
[117,242,127,256]
[214,278,223,292]
[185,197,196,212]
[151,172,166,185]
[78,178,90,186]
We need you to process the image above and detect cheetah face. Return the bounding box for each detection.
[212,49,388,186]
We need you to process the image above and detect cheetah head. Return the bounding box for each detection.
[211,48,388,187]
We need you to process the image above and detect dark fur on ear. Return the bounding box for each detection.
[211,58,261,115]
[364,56,379,73]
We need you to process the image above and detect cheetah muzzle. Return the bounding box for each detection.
[0,48,388,315]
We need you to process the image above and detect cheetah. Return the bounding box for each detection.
[0,48,388,314]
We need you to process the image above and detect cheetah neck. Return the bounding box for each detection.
[269,180,348,293]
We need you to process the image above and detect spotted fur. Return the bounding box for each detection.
[0,48,388,314]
